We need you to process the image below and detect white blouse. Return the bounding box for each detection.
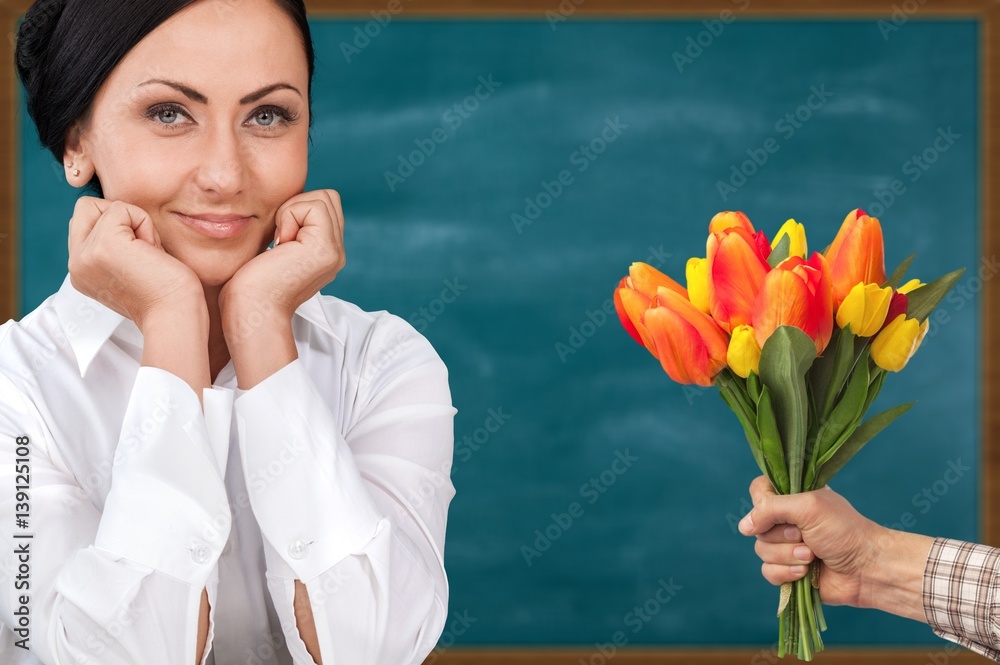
[0,273,457,664]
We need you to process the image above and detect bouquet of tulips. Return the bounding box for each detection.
[613,209,964,660]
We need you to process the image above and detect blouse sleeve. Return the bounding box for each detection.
[232,313,457,665]
[0,366,232,664]
[923,536,1000,661]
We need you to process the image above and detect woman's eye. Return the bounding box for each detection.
[254,109,278,127]
[147,104,189,129]
[249,106,297,130]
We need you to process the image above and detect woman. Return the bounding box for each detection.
[1,1,457,663]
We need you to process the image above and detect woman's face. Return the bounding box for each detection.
[66,0,310,288]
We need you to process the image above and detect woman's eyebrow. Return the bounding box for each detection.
[135,79,302,105]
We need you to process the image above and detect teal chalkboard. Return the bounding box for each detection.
[18,18,979,647]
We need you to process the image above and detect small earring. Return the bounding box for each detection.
[73,169,81,177]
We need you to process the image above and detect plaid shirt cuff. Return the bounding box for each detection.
[923,536,1000,661]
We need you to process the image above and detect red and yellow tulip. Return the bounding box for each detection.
[751,252,833,355]
[709,211,754,235]
[825,209,886,309]
[642,287,730,386]
[707,226,772,334]
[613,262,688,351]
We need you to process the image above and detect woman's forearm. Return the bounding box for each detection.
[139,301,211,403]
[858,526,936,623]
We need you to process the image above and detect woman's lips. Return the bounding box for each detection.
[176,212,253,239]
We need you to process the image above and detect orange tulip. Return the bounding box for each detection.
[707,226,772,334]
[642,286,730,386]
[614,262,688,352]
[825,209,886,309]
[752,252,834,355]
[709,211,755,235]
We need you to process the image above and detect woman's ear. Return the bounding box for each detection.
[62,120,93,187]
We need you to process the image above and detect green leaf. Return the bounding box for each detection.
[757,385,790,494]
[719,384,768,481]
[812,402,915,489]
[819,327,857,421]
[814,359,869,468]
[906,267,966,323]
[862,367,887,419]
[758,326,818,494]
[747,371,762,405]
[882,253,916,290]
[768,233,791,268]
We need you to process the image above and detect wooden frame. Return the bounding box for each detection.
[0,0,995,662]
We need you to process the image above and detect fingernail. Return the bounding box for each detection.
[738,513,753,534]
[794,545,811,561]
[790,565,807,576]
[274,236,280,246]
[784,526,799,540]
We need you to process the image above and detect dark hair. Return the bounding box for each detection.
[15,0,315,199]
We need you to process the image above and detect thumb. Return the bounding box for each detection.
[738,494,810,537]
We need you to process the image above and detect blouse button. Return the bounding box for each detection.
[288,539,308,559]
[191,543,211,564]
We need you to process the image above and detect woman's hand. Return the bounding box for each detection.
[219,189,345,334]
[738,474,885,608]
[67,197,204,331]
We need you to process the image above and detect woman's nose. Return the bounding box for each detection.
[193,126,248,196]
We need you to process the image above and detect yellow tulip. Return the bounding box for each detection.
[898,278,924,294]
[727,324,761,378]
[871,313,930,372]
[771,219,808,259]
[835,282,893,337]
[686,257,710,314]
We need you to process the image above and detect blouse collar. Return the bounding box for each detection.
[51,273,334,378]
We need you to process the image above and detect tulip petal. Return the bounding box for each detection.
[707,228,771,333]
[752,269,813,348]
[643,306,720,386]
[709,211,754,235]
[614,280,644,347]
[686,257,711,314]
[628,262,688,300]
[617,284,656,354]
